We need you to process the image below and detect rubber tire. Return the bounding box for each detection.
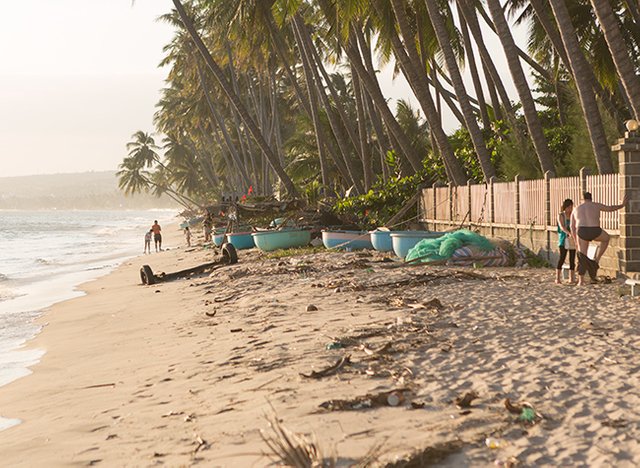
[140,265,156,285]
[221,243,238,265]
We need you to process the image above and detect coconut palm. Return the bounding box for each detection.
[547,0,615,173]
[589,0,640,120]
[485,0,556,175]
[170,0,298,197]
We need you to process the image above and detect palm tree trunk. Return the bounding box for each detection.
[294,22,331,192]
[295,16,367,184]
[262,7,312,117]
[423,0,496,182]
[529,0,626,132]
[457,10,491,130]
[387,0,468,184]
[344,30,424,173]
[457,0,515,128]
[362,85,391,182]
[290,17,363,193]
[547,0,615,174]
[352,67,373,191]
[195,61,252,189]
[485,0,556,175]
[590,0,640,120]
[172,0,297,197]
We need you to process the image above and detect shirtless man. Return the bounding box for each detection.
[570,192,628,285]
[151,220,162,252]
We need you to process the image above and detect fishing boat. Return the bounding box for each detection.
[321,230,373,250]
[226,231,255,250]
[369,229,394,252]
[390,231,444,258]
[212,228,227,247]
[252,229,312,252]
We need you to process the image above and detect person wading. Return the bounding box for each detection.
[570,192,628,285]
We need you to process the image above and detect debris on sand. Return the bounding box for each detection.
[319,388,412,411]
[383,440,464,467]
[261,415,332,468]
[300,356,351,379]
[504,399,540,424]
[454,390,479,409]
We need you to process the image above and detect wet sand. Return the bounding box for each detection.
[1,229,639,467]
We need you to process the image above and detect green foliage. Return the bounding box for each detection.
[333,169,430,229]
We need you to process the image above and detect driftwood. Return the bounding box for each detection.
[300,355,351,379]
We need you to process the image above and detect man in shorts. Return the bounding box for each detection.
[151,220,162,252]
[570,192,628,285]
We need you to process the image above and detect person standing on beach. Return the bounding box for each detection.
[184,226,192,247]
[570,192,628,285]
[555,199,576,284]
[151,220,162,252]
[144,229,152,254]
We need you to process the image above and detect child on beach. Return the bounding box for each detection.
[184,226,192,247]
[144,229,152,254]
[555,199,576,284]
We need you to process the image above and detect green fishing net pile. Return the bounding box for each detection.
[405,229,494,263]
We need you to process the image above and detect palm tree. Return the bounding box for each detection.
[423,0,496,182]
[547,0,615,173]
[485,0,556,175]
[383,0,468,185]
[170,0,298,197]
[589,0,640,120]
[126,131,160,168]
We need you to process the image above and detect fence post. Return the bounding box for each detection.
[514,174,521,244]
[467,179,472,227]
[579,167,588,195]
[489,176,496,238]
[613,123,640,276]
[432,182,437,224]
[448,182,453,226]
[544,171,552,260]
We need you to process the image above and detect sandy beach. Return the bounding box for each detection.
[1,227,639,467]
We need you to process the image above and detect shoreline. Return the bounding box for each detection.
[0,232,638,466]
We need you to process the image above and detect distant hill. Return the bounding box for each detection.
[0,171,178,210]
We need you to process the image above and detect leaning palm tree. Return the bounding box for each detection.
[547,0,615,173]
[485,0,556,175]
[423,0,496,182]
[170,0,298,197]
[589,0,640,120]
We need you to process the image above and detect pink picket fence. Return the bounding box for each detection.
[420,174,619,232]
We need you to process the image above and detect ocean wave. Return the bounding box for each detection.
[0,273,8,282]
[34,258,57,266]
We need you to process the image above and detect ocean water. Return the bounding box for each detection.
[0,209,177,430]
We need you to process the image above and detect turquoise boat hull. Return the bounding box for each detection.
[212,229,226,247]
[226,232,255,250]
[391,231,444,258]
[322,230,373,250]
[252,229,312,252]
[369,230,394,252]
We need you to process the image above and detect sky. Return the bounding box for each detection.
[0,1,525,178]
